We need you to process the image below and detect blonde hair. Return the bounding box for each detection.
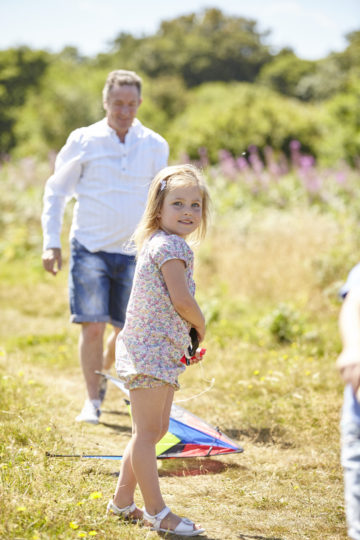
[134,164,211,253]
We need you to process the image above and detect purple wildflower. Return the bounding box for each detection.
[198,147,209,168]
[290,140,302,168]
[218,149,238,180]
[236,156,249,171]
[335,171,347,185]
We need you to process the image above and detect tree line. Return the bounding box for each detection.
[1,8,359,165]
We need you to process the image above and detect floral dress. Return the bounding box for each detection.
[115,230,195,390]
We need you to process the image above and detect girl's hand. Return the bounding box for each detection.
[189,348,206,365]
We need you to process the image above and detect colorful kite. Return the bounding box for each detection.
[106,373,242,459]
[153,400,243,458]
[47,373,243,460]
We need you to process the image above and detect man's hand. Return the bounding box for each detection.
[42,248,62,275]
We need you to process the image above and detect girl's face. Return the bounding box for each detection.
[158,185,203,238]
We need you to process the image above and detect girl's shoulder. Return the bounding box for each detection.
[147,230,189,249]
[146,230,193,266]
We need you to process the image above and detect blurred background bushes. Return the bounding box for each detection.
[0,8,359,165]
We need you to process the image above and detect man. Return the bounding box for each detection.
[338,263,360,540]
[42,70,169,424]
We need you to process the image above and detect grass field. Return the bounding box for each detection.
[0,156,357,539]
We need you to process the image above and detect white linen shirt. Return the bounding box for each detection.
[42,117,169,254]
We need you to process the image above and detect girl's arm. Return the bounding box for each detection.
[161,259,206,342]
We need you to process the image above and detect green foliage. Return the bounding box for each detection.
[135,75,189,137]
[296,30,360,103]
[0,10,359,164]
[166,82,323,162]
[335,30,360,72]
[0,47,50,154]
[143,75,189,120]
[295,57,349,102]
[0,158,45,261]
[257,52,316,99]
[110,8,271,87]
[262,303,304,343]
[318,77,360,166]
[13,60,107,157]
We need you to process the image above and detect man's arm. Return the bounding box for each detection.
[338,288,360,392]
[41,131,82,275]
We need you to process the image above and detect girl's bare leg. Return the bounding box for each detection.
[112,438,143,519]
[129,386,172,514]
[111,384,172,517]
[130,385,200,532]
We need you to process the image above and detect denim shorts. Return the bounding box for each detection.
[69,237,136,327]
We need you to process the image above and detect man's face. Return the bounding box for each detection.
[104,84,142,139]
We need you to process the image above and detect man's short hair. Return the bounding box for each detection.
[103,70,142,103]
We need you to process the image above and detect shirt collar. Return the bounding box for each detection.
[103,117,142,140]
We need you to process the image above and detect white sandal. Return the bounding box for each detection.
[143,505,205,536]
[106,499,142,521]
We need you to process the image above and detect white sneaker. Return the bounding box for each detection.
[75,400,101,424]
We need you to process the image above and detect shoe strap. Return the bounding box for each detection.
[143,505,171,527]
[109,500,136,516]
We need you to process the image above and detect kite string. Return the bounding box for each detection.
[174,361,215,403]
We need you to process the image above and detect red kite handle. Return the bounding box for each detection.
[180,348,206,366]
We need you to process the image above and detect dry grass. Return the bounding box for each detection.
[0,203,349,539]
[199,208,341,305]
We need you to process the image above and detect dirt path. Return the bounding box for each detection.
[23,360,132,457]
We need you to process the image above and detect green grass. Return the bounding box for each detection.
[0,158,353,538]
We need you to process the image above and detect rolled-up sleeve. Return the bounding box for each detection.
[41,130,83,249]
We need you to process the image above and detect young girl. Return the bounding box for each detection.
[107,164,210,536]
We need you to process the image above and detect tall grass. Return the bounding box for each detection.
[0,148,355,538]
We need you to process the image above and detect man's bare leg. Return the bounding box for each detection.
[79,322,106,400]
[103,326,121,371]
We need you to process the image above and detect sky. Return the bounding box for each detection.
[1,0,359,60]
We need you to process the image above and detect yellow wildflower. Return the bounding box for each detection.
[89,491,102,499]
